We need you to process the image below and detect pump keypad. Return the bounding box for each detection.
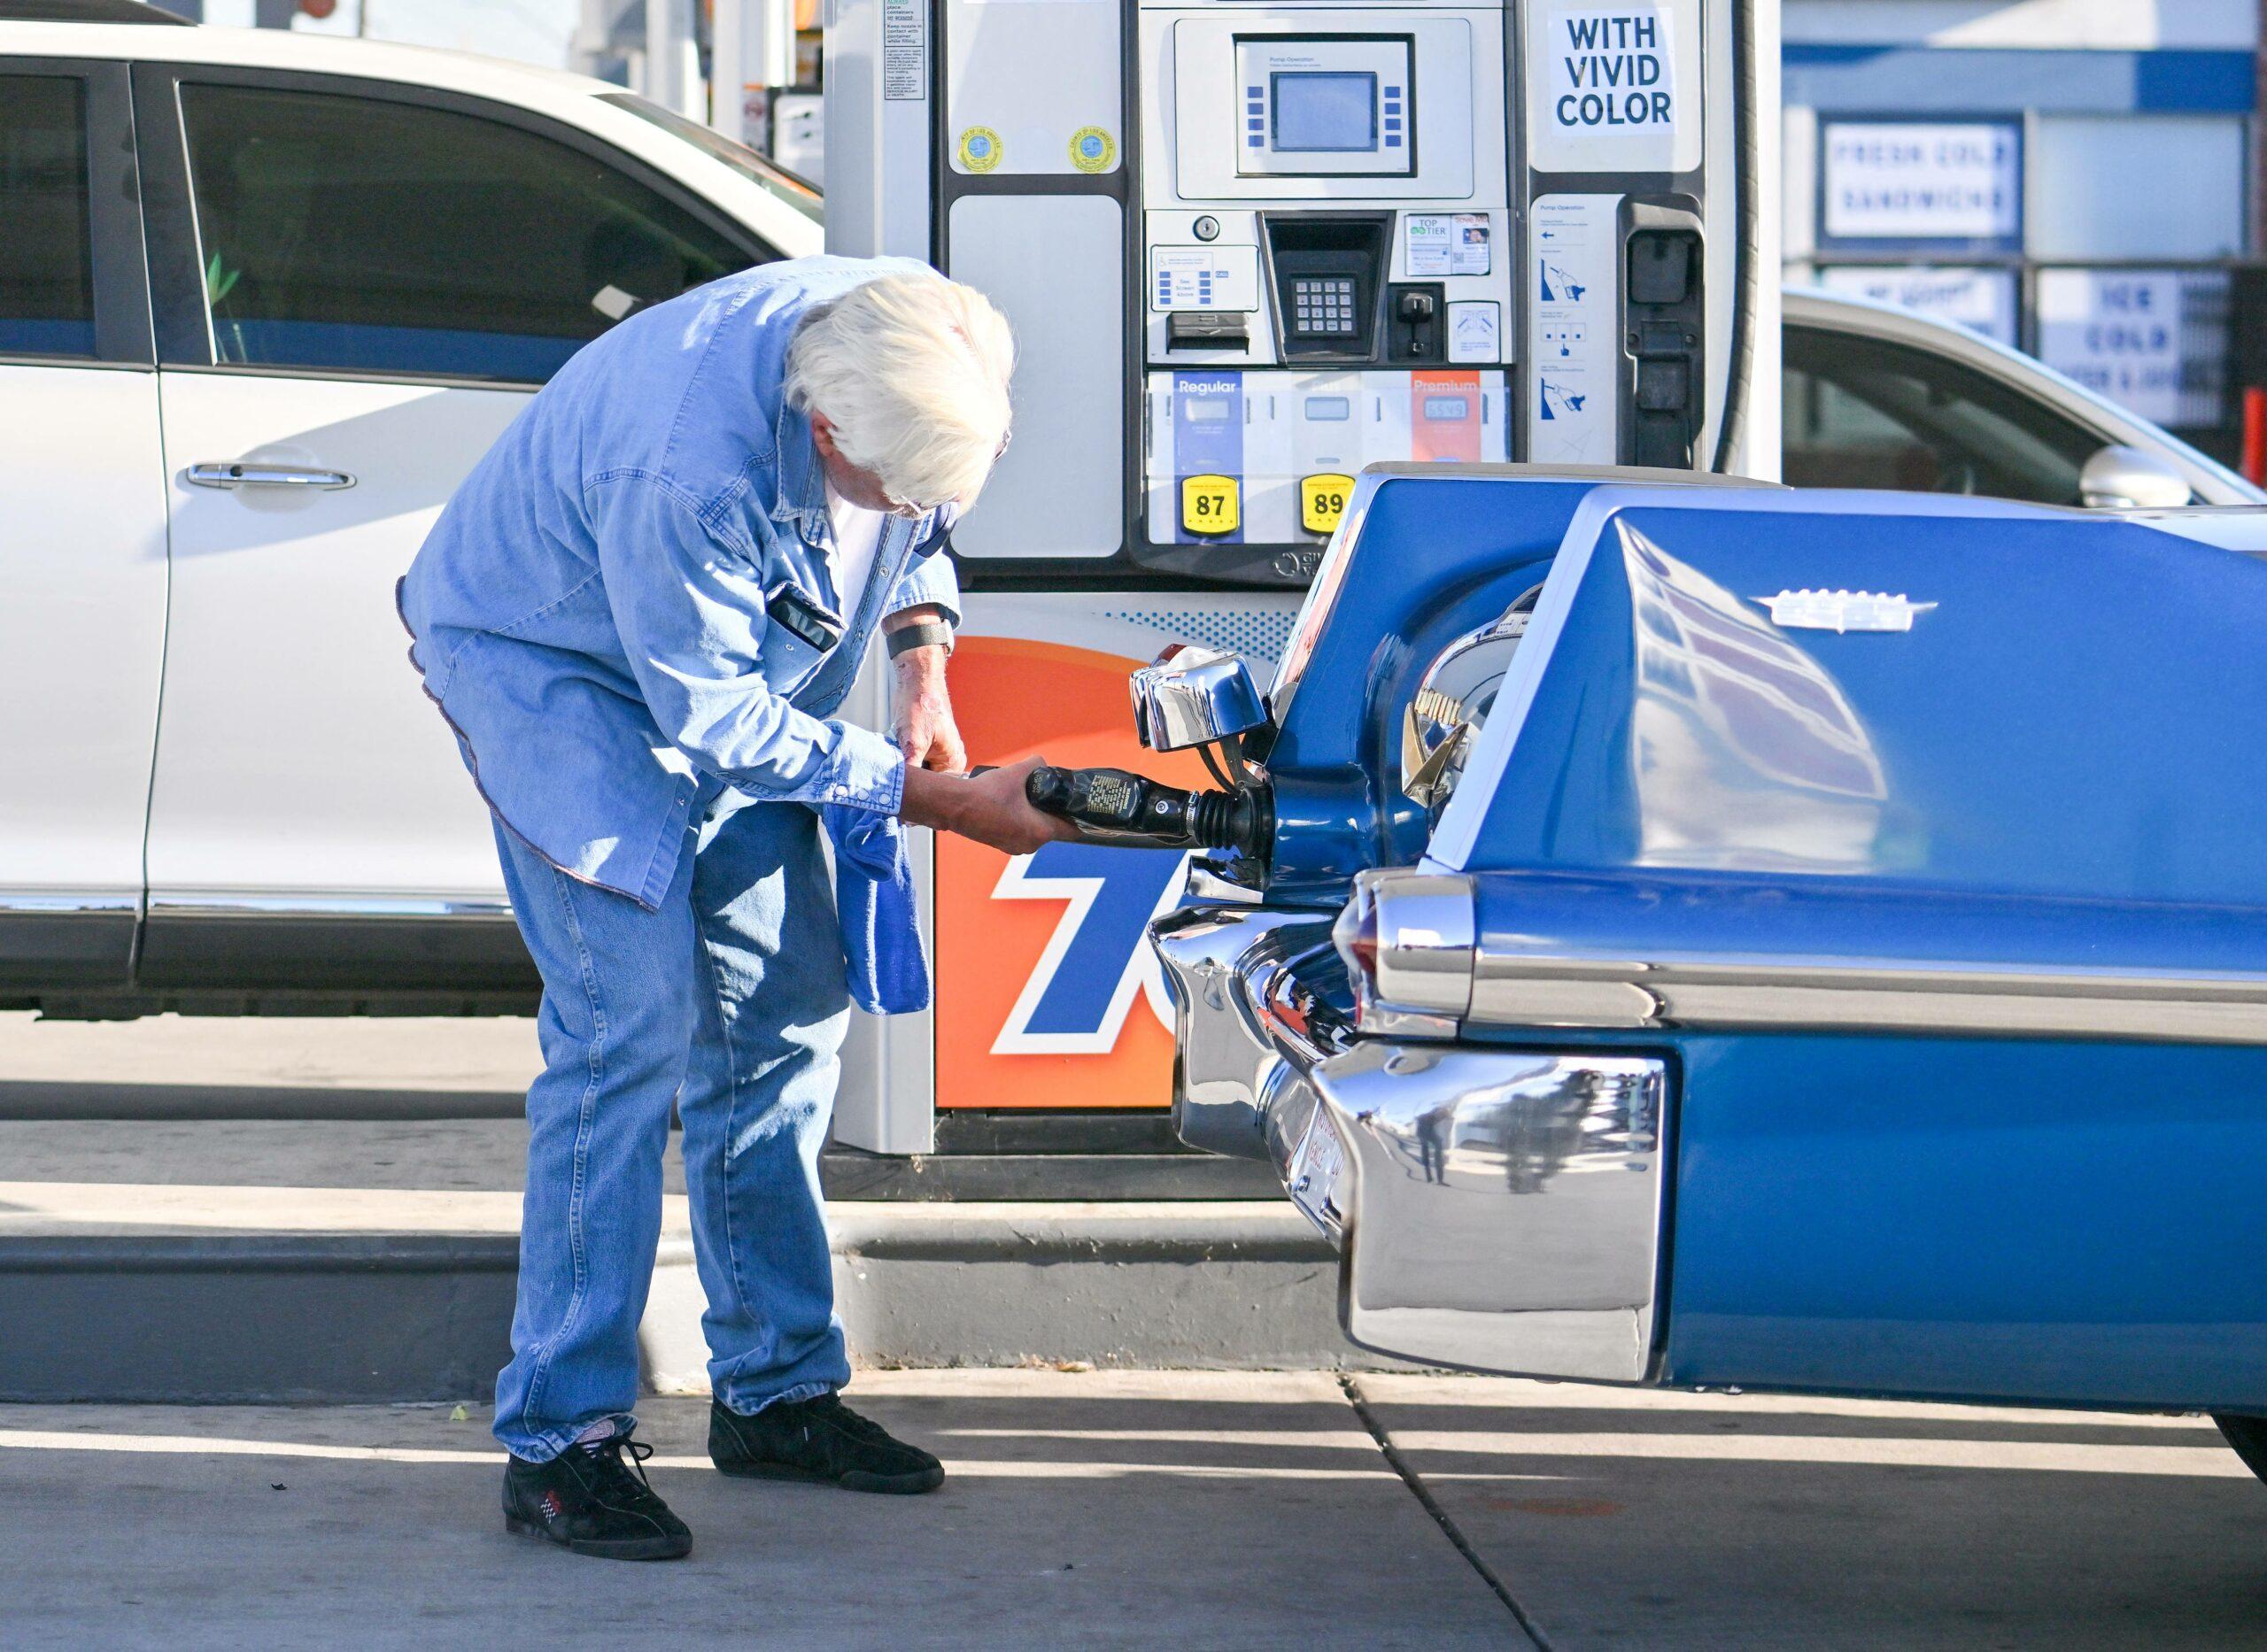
[1291,277,1358,336]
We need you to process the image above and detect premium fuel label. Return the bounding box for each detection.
[1526,3,1699,174]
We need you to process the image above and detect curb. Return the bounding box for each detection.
[0,1199,1379,1401]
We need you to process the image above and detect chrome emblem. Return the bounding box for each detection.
[1757,590,1937,634]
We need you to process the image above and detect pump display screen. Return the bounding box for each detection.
[1271,72,1376,152]
[1231,37,1413,177]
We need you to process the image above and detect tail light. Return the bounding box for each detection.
[1331,868,1476,1038]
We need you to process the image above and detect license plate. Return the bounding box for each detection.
[1288,1107,1346,1238]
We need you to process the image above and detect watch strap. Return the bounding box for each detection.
[886,619,956,659]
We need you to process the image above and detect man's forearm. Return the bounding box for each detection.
[901,758,1078,856]
[899,762,967,834]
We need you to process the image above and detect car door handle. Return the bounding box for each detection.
[186,461,357,490]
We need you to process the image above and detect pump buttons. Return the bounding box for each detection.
[1300,474,1356,536]
[1181,474,1241,537]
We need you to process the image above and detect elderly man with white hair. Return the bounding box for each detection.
[400,257,1071,1562]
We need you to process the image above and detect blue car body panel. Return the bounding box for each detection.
[1261,472,1594,899]
[1663,1030,2267,1409]
[1431,484,2267,899]
[1255,473,2267,1408]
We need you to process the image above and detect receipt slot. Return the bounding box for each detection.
[821,0,1778,1146]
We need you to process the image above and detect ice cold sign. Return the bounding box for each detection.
[1536,5,1689,172]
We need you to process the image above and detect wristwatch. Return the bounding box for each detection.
[886,619,956,660]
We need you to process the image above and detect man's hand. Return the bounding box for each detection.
[901,756,1080,855]
[885,606,967,773]
[890,646,966,773]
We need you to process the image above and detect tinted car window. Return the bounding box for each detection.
[179,84,758,382]
[0,75,95,359]
[1783,324,2102,506]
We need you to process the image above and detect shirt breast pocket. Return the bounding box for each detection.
[760,582,839,698]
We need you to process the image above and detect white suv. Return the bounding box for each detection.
[2,3,819,1015]
[2,2,2257,1018]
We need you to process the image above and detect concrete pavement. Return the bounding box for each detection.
[4,1370,2265,1649]
[1354,1375,2267,1648]
[7,1015,2267,1644]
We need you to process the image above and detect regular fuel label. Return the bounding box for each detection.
[1528,3,1698,174]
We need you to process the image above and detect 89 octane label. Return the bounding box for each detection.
[1300,473,1355,536]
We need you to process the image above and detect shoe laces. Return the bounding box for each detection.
[808,1393,889,1443]
[576,1435,663,1507]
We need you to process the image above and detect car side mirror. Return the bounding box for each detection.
[2080,444,2193,510]
[1131,645,1267,753]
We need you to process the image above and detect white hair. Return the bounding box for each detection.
[784,271,1015,508]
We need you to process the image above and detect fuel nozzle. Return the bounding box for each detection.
[1025,764,1272,859]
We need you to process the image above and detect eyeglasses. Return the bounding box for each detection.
[880,429,1012,521]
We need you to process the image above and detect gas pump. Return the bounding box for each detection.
[824,0,1779,1151]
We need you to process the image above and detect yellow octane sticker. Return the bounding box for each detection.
[1300,473,1355,536]
[957,127,1003,174]
[1180,474,1240,537]
[1068,126,1117,174]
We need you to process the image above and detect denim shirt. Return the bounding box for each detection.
[398,257,961,910]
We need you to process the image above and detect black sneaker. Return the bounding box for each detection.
[503,1433,693,1561]
[709,1393,945,1494]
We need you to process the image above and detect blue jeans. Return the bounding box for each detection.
[489,795,851,1462]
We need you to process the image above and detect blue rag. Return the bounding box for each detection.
[821,803,932,1015]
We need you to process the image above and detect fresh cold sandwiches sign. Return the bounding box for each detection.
[1821,121,2022,248]
[1528,4,1700,174]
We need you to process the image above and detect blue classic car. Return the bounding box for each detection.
[1036,464,2267,1487]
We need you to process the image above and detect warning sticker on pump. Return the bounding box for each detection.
[957,127,1003,174]
[882,0,925,101]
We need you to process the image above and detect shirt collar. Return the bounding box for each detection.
[771,401,831,550]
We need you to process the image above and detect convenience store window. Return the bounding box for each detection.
[1795,108,2249,453]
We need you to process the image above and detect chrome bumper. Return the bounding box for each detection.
[1149,905,1339,1160]
[1151,903,1669,1381]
